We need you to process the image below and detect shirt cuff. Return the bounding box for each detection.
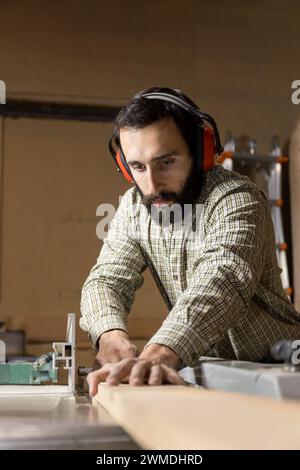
[145,321,210,367]
[83,315,128,347]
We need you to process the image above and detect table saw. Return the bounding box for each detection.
[2,313,300,449]
[0,313,139,450]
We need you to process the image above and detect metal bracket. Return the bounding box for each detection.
[52,312,76,393]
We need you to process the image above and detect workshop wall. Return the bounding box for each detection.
[0,0,299,364]
[1,1,299,148]
[290,119,300,308]
[0,116,166,357]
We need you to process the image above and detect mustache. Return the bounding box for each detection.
[141,192,178,205]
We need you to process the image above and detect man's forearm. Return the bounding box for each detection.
[80,278,130,346]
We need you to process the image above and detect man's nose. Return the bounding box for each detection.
[145,169,161,195]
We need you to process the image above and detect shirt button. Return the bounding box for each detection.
[173,275,178,280]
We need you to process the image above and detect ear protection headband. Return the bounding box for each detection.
[108,91,223,183]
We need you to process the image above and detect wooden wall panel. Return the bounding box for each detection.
[0,117,166,343]
[0,0,299,343]
[194,0,300,152]
[0,118,3,302]
[0,0,195,103]
[290,119,300,309]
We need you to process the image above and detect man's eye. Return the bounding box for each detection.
[133,164,145,171]
[162,159,174,167]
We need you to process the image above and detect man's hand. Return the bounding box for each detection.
[87,344,185,396]
[95,330,138,366]
[138,344,182,369]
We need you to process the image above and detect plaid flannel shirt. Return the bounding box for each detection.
[80,165,300,367]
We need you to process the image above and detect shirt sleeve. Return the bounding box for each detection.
[146,184,268,366]
[80,190,147,346]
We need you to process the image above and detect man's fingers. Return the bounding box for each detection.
[87,364,111,396]
[161,364,186,385]
[129,360,151,386]
[148,364,164,385]
[87,358,137,395]
[106,358,137,386]
[87,357,185,396]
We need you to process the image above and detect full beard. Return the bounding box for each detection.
[135,163,204,225]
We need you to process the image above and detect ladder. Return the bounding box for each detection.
[219,134,291,298]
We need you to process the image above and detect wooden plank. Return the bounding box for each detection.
[95,384,300,450]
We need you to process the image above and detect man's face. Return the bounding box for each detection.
[119,118,196,208]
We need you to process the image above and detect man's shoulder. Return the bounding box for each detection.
[203,165,265,202]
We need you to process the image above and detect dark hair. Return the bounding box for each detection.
[114,87,203,160]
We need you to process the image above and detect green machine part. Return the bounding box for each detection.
[0,353,58,385]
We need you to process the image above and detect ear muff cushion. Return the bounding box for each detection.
[116,149,134,183]
[203,127,215,172]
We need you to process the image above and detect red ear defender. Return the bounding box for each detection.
[109,90,223,182]
[116,149,134,183]
[203,127,216,172]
